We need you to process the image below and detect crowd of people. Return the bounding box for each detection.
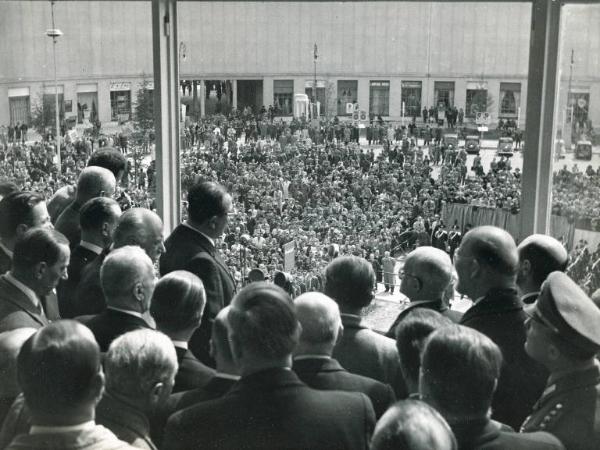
[0,163,599,448]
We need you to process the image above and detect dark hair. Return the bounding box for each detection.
[12,228,70,272]
[79,197,121,232]
[519,239,569,285]
[228,282,299,359]
[187,181,230,225]
[324,256,375,308]
[88,148,127,179]
[0,181,19,198]
[17,321,100,415]
[395,309,452,386]
[421,325,502,417]
[0,191,45,239]
[151,271,206,333]
[371,400,457,450]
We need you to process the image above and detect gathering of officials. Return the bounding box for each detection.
[0,170,600,450]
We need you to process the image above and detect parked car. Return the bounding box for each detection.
[497,137,514,157]
[575,140,592,161]
[443,133,459,150]
[465,135,480,154]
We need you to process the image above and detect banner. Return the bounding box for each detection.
[283,241,296,272]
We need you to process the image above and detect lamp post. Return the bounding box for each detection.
[46,1,62,174]
[313,43,318,119]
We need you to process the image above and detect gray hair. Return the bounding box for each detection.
[100,245,153,302]
[104,329,178,399]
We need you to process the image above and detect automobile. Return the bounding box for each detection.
[443,133,459,150]
[497,137,514,156]
[465,135,480,154]
[575,140,592,161]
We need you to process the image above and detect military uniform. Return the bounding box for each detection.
[521,271,600,450]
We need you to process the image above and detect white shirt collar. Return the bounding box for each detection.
[215,372,241,381]
[473,295,486,306]
[30,421,95,435]
[183,221,215,247]
[0,240,13,259]
[5,273,39,307]
[107,307,144,320]
[79,241,104,255]
[293,354,331,361]
[172,340,188,349]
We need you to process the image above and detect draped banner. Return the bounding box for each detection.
[442,203,575,249]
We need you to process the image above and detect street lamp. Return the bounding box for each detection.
[46,1,62,174]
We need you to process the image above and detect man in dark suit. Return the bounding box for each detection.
[521,272,600,449]
[57,197,121,318]
[160,181,236,366]
[150,270,215,393]
[79,246,155,352]
[98,329,178,450]
[420,325,564,449]
[455,226,548,429]
[0,228,69,332]
[55,166,116,248]
[0,191,54,275]
[163,282,375,450]
[324,256,405,398]
[74,208,165,317]
[516,234,569,305]
[293,292,395,418]
[386,246,461,338]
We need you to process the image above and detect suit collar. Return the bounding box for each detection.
[97,391,154,448]
[232,367,303,394]
[0,275,48,326]
[0,240,13,259]
[535,362,600,409]
[5,272,40,308]
[182,221,216,248]
[450,418,501,448]
[461,287,521,322]
[340,313,367,329]
[293,357,345,374]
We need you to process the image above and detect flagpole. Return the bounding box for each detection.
[313,43,317,119]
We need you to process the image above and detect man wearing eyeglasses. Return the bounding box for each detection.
[454,226,547,430]
[521,271,600,449]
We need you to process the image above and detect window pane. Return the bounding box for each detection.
[370,81,390,116]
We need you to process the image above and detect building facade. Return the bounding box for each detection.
[0,1,598,130]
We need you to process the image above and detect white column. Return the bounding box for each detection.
[232,79,238,110]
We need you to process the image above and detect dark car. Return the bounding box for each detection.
[465,135,480,154]
[575,140,592,161]
[443,133,459,150]
[497,137,514,157]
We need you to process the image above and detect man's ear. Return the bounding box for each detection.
[470,258,481,279]
[547,343,561,363]
[335,324,344,345]
[34,261,47,280]
[101,221,111,238]
[15,223,29,238]
[520,259,532,277]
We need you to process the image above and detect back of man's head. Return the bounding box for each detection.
[324,256,375,310]
[150,270,206,334]
[461,226,518,277]
[401,247,453,301]
[112,208,164,263]
[294,292,341,351]
[100,245,155,311]
[0,191,45,240]
[12,227,69,275]
[79,197,121,235]
[395,309,452,392]
[371,400,457,450]
[76,166,116,203]
[228,282,299,366]
[187,181,230,225]
[0,182,19,201]
[18,321,102,418]
[517,234,569,287]
[104,329,177,411]
[88,148,127,182]
[0,328,37,398]
[210,306,236,372]
[420,325,502,420]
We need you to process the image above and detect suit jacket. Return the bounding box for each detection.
[0,275,50,332]
[163,368,375,450]
[292,357,395,419]
[73,249,109,317]
[450,418,564,450]
[460,288,548,430]
[96,391,157,450]
[54,200,82,248]
[333,313,406,398]
[173,346,215,393]
[521,363,600,450]
[0,246,11,275]
[385,298,463,338]
[160,224,236,365]
[5,425,135,450]
[79,308,151,352]
[57,245,100,318]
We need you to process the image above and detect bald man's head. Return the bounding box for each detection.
[113,208,165,263]
[294,292,342,352]
[517,234,568,289]
[210,306,236,372]
[76,166,116,203]
[401,247,453,301]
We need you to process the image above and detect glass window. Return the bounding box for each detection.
[466,89,488,118]
[273,80,293,116]
[401,81,421,118]
[9,96,31,125]
[110,90,131,122]
[337,80,358,116]
[434,81,455,109]
[370,81,390,116]
[499,82,521,117]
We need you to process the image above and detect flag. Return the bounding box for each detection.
[314,43,318,61]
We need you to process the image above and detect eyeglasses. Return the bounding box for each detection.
[399,270,420,282]
[528,309,560,334]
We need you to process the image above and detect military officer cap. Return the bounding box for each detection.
[526,271,600,355]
